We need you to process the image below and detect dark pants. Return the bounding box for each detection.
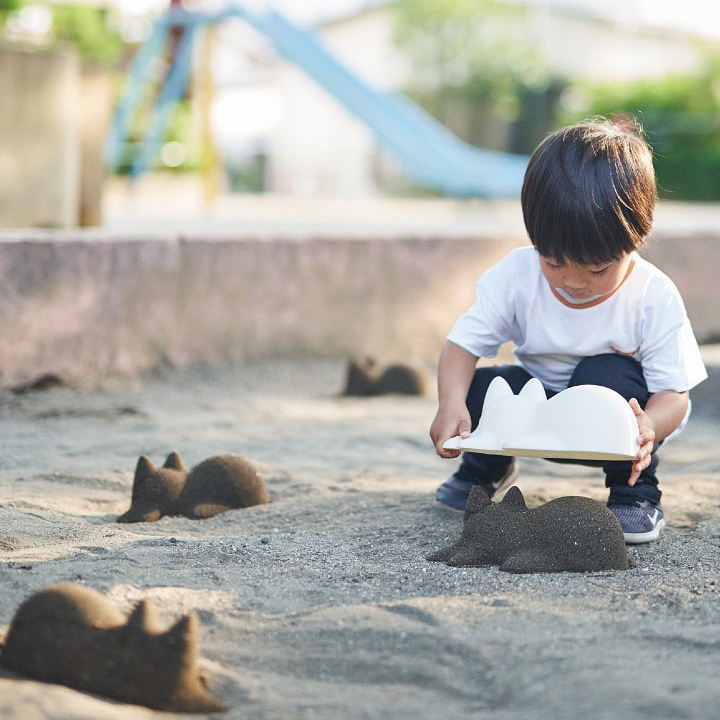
[455,354,661,504]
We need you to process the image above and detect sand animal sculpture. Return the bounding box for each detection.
[117,452,268,523]
[444,376,639,461]
[0,583,226,712]
[10,372,66,394]
[341,357,426,396]
[428,486,630,573]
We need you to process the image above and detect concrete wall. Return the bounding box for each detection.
[0,232,717,387]
[0,46,112,230]
[0,45,80,229]
[0,234,520,386]
[78,67,114,227]
[642,232,720,346]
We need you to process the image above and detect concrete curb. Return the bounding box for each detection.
[0,231,716,386]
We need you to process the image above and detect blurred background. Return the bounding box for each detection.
[2,0,720,386]
[2,0,720,230]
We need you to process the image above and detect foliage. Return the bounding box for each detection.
[51,4,124,67]
[560,56,720,201]
[393,0,546,94]
[0,0,21,27]
[391,0,552,149]
[163,98,200,170]
[114,98,201,175]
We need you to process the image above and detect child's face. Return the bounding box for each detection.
[539,252,634,301]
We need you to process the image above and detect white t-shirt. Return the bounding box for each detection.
[448,246,707,393]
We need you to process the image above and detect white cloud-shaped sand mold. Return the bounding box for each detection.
[443,377,640,461]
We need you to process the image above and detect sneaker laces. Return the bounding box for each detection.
[607,490,645,509]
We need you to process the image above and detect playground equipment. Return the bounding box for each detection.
[107,3,529,197]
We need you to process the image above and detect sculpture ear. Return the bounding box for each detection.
[167,613,199,660]
[135,455,156,477]
[163,451,185,471]
[501,486,527,511]
[518,378,547,402]
[483,376,513,410]
[465,485,492,514]
[126,599,158,634]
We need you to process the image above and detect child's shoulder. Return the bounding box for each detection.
[633,254,683,295]
[508,245,538,261]
[480,247,539,288]
[496,246,539,272]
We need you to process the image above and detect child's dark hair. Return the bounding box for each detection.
[521,119,656,265]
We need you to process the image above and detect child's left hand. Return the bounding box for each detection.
[628,398,655,486]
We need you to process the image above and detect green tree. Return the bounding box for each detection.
[561,55,720,201]
[0,0,21,28]
[51,4,124,66]
[391,0,553,151]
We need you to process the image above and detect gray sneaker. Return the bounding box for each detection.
[436,459,518,512]
[607,495,664,544]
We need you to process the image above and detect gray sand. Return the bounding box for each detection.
[0,358,718,720]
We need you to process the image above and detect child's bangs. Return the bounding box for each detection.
[528,200,633,266]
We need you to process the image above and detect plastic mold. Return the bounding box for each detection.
[443,377,640,461]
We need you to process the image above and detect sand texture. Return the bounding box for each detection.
[0,358,719,720]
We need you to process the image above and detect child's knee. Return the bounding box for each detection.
[570,353,648,402]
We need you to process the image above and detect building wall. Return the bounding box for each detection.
[0,44,80,229]
[78,66,115,227]
[268,63,379,196]
[266,8,399,197]
[521,8,707,82]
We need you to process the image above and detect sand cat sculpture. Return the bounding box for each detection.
[0,583,226,712]
[428,486,629,573]
[117,452,268,523]
[341,357,426,396]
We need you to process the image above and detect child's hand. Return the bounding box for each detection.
[628,398,656,486]
[430,405,472,459]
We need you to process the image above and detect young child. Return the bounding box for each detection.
[430,120,707,544]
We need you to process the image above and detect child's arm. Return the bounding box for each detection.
[430,341,479,458]
[628,390,690,486]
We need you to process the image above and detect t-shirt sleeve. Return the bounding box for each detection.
[446,255,516,358]
[640,279,707,393]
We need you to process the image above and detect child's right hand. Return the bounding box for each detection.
[430,405,472,458]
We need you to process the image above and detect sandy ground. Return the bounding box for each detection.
[0,357,718,720]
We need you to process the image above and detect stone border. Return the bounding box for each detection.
[0,232,715,386]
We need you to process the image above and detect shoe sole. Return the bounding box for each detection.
[436,462,519,514]
[623,518,665,544]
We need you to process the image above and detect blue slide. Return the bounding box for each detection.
[232,7,528,198]
[109,5,528,197]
